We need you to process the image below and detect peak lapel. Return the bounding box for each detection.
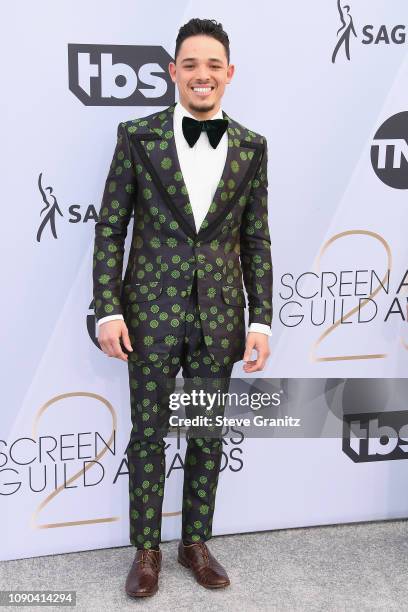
[197,111,264,241]
[130,104,263,244]
[131,104,197,241]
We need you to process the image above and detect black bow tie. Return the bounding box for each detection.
[182,115,228,149]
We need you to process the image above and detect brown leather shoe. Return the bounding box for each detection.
[178,540,230,589]
[125,549,162,598]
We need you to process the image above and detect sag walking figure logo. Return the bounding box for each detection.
[332,0,357,63]
[37,173,63,242]
[36,172,107,242]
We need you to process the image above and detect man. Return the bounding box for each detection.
[92,18,272,597]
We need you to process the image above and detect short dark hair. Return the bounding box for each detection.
[175,18,230,64]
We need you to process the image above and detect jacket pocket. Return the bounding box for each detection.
[124,280,163,303]
[221,285,246,307]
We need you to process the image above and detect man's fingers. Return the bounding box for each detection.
[243,342,255,362]
[242,340,270,363]
[109,337,128,361]
[244,358,266,372]
[121,328,133,353]
[98,339,110,354]
[243,347,270,372]
[97,321,133,362]
[99,338,128,361]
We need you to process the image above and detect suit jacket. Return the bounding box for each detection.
[92,102,273,367]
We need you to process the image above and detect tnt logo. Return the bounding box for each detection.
[343,411,408,462]
[371,111,408,189]
[68,44,174,106]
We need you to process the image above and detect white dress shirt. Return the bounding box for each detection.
[98,101,272,337]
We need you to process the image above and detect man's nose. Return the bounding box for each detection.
[195,67,211,81]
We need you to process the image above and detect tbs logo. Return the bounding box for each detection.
[343,411,408,462]
[68,44,174,106]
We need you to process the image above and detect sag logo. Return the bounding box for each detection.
[37,172,134,242]
[36,172,129,242]
[371,112,408,190]
[37,172,63,241]
[68,44,175,106]
[332,1,408,63]
[342,410,408,462]
[332,0,357,63]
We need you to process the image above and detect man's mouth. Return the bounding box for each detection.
[190,86,214,97]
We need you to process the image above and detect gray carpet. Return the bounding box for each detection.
[1,520,407,611]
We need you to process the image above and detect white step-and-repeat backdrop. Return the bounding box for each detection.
[2,0,408,560]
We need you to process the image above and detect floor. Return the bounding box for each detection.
[2,520,407,611]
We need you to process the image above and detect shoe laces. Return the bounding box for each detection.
[140,550,148,566]
[197,541,209,562]
[139,549,158,568]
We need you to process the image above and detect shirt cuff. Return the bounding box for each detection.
[248,323,272,336]
[97,314,124,327]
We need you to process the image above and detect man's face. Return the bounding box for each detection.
[169,34,234,118]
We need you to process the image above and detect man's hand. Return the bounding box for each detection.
[98,319,133,362]
[242,332,270,373]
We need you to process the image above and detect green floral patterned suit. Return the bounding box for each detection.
[92,102,272,549]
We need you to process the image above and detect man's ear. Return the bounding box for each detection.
[168,61,176,83]
[226,63,235,83]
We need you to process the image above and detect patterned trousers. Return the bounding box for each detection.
[126,273,234,550]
